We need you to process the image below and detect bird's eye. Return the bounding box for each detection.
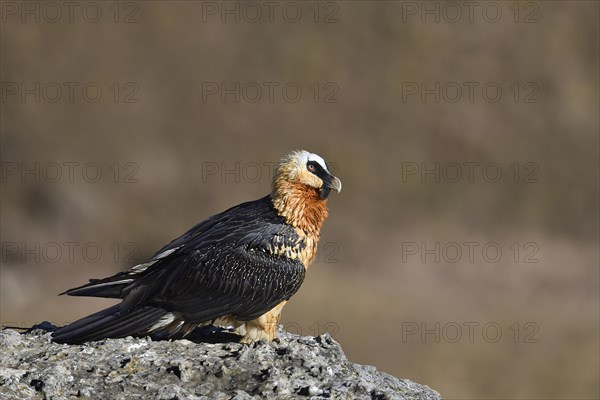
[307,163,316,172]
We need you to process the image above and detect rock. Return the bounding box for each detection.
[0,326,442,400]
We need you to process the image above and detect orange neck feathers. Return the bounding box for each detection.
[271,178,329,234]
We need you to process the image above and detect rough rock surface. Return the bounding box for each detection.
[0,326,442,400]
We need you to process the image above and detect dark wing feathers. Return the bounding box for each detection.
[120,203,306,322]
[161,248,304,322]
[54,195,306,342]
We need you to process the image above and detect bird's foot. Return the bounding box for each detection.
[237,322,278,344]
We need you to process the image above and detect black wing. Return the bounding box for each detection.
[62,196,306,323]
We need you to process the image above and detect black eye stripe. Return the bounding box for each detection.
[307,161,320,170]
[306,161,328,177]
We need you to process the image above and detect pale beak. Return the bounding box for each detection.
[327,176,342,193]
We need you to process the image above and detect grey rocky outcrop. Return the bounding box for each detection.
[0,326,442,400]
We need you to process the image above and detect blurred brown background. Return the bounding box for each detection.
[1,1,598,399]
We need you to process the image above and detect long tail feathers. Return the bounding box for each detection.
[51,304,170,344]
[59,261,157,298]
[59,279,134,298]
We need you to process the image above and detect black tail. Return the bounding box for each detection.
[59,278,133,298]
[52,304,169,344]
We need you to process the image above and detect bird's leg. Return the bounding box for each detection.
[239,301,287,344]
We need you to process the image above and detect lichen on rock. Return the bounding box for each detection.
[0,326,442,400]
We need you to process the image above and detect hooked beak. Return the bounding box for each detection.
[327,175,342,193]
[320,173,342,199]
